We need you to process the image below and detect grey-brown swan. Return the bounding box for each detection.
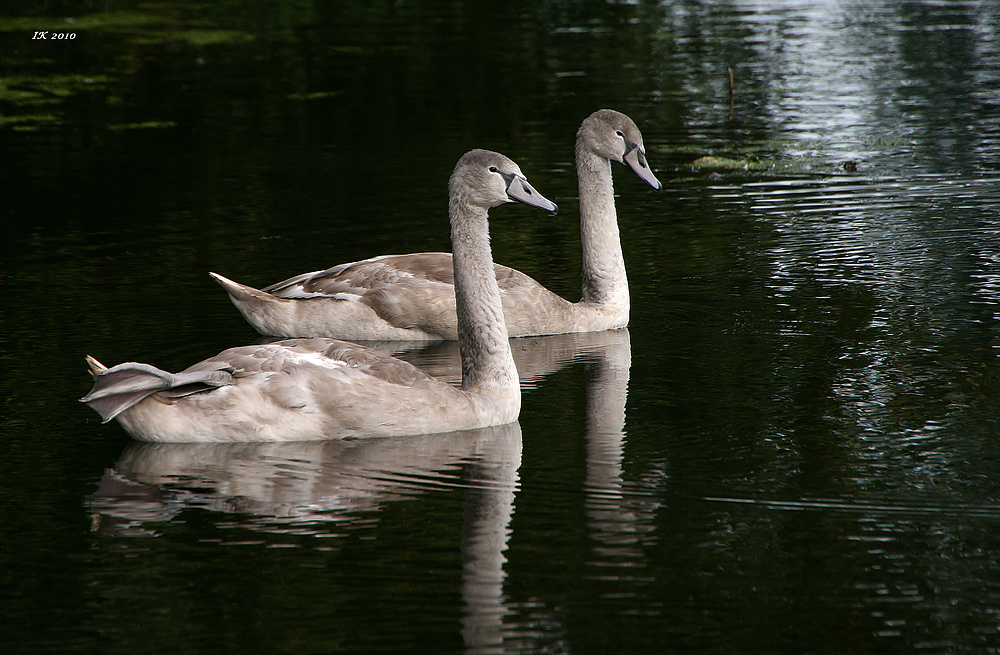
[212,109,660,340]
[80,150,556,443]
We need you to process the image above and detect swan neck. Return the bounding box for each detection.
[576,146,628,307]
[450,198,519,394]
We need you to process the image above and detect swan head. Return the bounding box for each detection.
[451,149,558,214]
[579,109,662,191]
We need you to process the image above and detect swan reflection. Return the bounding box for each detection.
[373,329,655,569]
[580,330,657,564]
[86,329,647,652]
[88,422,520,652]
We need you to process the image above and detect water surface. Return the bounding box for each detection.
[3,1,1000,652]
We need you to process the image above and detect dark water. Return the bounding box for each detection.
[4,1,1000,652]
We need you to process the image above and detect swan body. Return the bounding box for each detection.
[213,109,660,340]
[81,150,557,443]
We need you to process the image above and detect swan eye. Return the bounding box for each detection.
[615,130,625,138]
[488,166,499,173]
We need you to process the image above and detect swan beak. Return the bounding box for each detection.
[506,175,559,214]
[623,143,662,191]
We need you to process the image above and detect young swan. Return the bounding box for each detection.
[80,150,557,443]
[212,109,661,340]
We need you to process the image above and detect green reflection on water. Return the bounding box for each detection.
[0,5,256,128]
[0,12,166,33]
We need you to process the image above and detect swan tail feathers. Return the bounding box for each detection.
[80,360,234,423]
[85,355,108,379]
[209,272,282,304]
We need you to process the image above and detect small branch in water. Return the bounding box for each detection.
[728,66,735,119]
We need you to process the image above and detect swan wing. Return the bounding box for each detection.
[263,253,456,297]
[261,254,459,334]
[188,338,439,389]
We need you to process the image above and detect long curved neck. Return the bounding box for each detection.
[451,197,519,394]
[576,144,629,308]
